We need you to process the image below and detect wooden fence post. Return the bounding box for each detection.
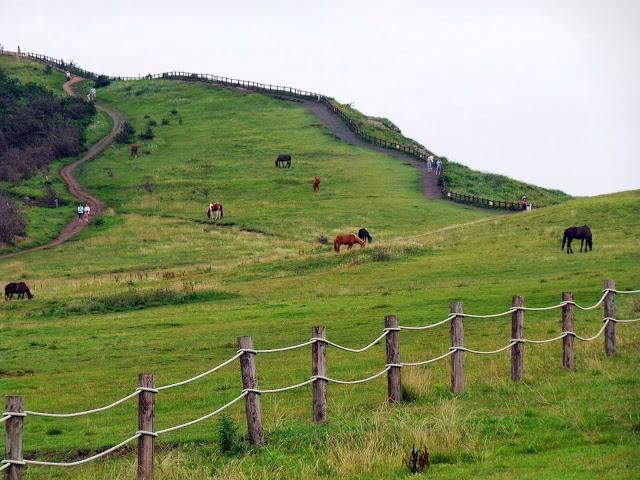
[562,292,575,370]
[137,374,155,480]
[238,336,264,444]
[451,302,464,393]
[385,316,402,403]
[604,280,616,356]
[4,396,23,480]
[511,296,524,381]
[311,326,328,423]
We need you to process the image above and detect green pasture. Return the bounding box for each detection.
[0,55,66,94]
[0,59,638,479]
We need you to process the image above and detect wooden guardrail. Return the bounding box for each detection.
[441,189,542,210]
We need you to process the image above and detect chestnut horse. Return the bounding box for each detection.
[131,144,139,158]
[334,234,365,252]
[4,282,33,301]
[312,176,321,192]
[207,202,224,220]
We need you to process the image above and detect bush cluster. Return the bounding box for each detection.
[0,193,26,244]
[0,69,95,183]
[115,121,135,144]
[94,74,111,88]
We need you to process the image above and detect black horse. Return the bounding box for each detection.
[4,282,33,300]
[358,228,373,244]
[275,154,292,168]
[562,225,592,254]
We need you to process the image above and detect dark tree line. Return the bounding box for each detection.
[0,69,96,183]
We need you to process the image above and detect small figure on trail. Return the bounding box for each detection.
[65,71,72,82]
[84,204,91,222]
[89,87,97,102]
[435,158,443,176]
[521,195,528,211]
[312,176,321,192]
[427,155,434,172]
[131,144,139,158]
[77,204,84,222]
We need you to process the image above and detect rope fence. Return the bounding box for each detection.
[2,281,638,478]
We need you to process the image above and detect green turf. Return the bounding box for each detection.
[0,55,66,95]
[0,59,638,480]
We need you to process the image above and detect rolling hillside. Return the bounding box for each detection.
[0,56,638,479]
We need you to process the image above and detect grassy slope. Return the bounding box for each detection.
[0,58,113,253]
[0,73,638,479]
[330,100,571,205]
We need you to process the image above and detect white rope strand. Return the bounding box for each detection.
[460,309,517,318]
[321,330,389,353]
[316,366,391,385]
[24,390,140,418]
[399,315,455,330]
[608,288,640,294]
[0,462,12,472]
[155,392,247,435]
[156,351,243,391]
[402,349,455,366]
[252,339,317,354]
[0,416,11,424]
[605,316,640,323]
[21,433,141,467]
[519,332,568,344]
[450,341,517,355]
[244,378,316,395]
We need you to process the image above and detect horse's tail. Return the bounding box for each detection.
[561,232,567,251]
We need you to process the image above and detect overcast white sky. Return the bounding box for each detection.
[2,0,639,196]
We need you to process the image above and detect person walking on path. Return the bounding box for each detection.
[521,195,528,211]
[65,71,72,82]
[84,204,91,222]
[77,204,84,222]
[427,155,434,172]
[435,158,443,176]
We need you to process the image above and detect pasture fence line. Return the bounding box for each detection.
[0,49,529,211]
[3,281,640,479]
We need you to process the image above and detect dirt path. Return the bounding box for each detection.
[1,77,123,260]
[303,100,443,199]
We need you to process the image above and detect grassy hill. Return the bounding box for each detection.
[0,58,638,479]
[0,56,112,253]
[330,100,572,205]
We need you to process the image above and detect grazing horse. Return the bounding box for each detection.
[312,176,321,192]
[562,225,592,254]
[334,234,365,253]
[275,154,292,168]
[131,144,139,158]
[358,228,372,243]
[207,202,224,220]
[4,282,33,301]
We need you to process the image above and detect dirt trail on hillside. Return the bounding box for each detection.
[303,100,443,199]
[1,77,123,260]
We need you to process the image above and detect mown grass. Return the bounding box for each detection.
[0,62,113,254]
[0,61,638,479]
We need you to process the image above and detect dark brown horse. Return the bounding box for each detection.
[334,234,365,252]
[358,228,372,243]
[4,282,33,300]
[131,144,139,158]
[275,154,291,168]
[312,176,321,192]
[562,225,592,254]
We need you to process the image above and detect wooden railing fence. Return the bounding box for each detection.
[2,281,639,479]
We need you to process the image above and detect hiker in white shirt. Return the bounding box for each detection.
[84,204,91,222]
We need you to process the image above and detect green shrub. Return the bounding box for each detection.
[94,74,111,88]
[147,118,157,127]
[218,413,242,455]
[161,118,170,125]
[139,126,154,140]
[115,121,135,144]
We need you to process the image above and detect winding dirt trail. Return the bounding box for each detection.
[303,100,443,199]
[1,77,123,260]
